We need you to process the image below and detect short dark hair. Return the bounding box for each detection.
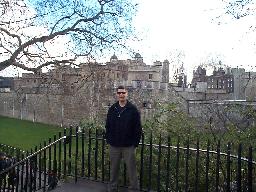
[116,85,126,91]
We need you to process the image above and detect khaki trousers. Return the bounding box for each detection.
[108,145,139,192]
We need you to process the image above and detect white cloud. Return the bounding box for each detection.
[133,0,256,81]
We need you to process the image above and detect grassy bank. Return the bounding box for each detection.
[0,116,63,150]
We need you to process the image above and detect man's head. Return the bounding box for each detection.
[116,85,128,103]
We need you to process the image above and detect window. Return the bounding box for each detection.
[149,74,153,80]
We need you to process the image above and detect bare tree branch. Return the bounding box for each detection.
[0,0,137,73]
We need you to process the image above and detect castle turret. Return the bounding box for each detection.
[162,59,170,83]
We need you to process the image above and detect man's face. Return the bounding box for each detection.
[116,88,128,102]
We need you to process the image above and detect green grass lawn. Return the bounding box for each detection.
[0,115,63,150]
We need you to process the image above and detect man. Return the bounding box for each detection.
[105,85,142,192]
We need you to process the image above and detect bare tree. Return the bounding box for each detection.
[222,0,255,20]
[0,0,137,73]
[168,49,186,84]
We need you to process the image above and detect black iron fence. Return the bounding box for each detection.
[0,126,255,191]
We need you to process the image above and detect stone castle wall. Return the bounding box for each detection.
[0,83,187,126]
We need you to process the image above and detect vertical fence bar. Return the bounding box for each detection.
[25,151,29,192]
[48,138,52,175]
[53,135,57,174]
[237,143,242,192]
[102,131,106,182]
[157,135,162,192]
[226,142,231,191]
[38,144,42,189]
[88,128,92,178]
[216,140,220,192]
[43,141,47,192]
[58,132,62,179]
[63,128,67,178]
[81,128,85,177]
[205,140,210,192]
[75,126,79,183]
[95,129,99,180]
[68,127,72,175]
[185,140,189,192]
[33,147,38,191]
[53,135,57,190]
[147,131,153,191]
[175,138,180,192]
[248,146,252,192]
[195,139,199,192]
[15,153,21,191]
[140,133,144,191]
[165,135,171,192]
[21,154,25,192]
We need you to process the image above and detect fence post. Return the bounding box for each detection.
[48,138,52,174]
[165,135,171,192]
[185,139,190,192]
[38,144,42,189]
[63,128,67,178]
[88,128,92,178]
[81,128,85,177]
[95,128,99,180]
[226,142,231,191]
[102,130,106,182]
[43,141,47,192]
[53,135,57,178]
[216,140,220,191]
[58,132,62,179]
[237,143,242,192]
[147,131,153,191]
[33,146,38,191]
[75,126,79,183]
[68,127,72,175]
[195,139,199,191]
[175,137,180,192]
[157,135,162,192]
[248,146,253,192]
[205,140,210,192]
[140,133,144,191]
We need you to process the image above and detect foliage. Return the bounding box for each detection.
[79,117,104,132]
[142,102,198,144]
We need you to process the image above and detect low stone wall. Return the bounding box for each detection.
[0,84,186,126]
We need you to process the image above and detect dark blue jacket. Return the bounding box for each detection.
[105,101,142,147]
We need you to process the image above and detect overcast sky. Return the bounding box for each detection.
[1,0,256,81]
[130,0,256,80]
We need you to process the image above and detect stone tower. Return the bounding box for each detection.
[162,59,170,83]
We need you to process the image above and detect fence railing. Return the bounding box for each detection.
[0,136,67,192]
[0,126,255,191]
